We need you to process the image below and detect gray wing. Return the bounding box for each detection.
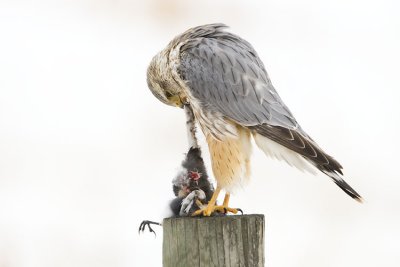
[177,25,362,201]
[178,30,302,133]
[177,30,335,165]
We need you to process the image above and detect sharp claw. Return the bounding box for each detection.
[138,220,162,236]
[147,225,156,237]
[138,222,144,234]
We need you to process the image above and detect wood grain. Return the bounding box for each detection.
[163,214,265,267]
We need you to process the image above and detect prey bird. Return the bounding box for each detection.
[139,146,213,235]
[139,145,228,235]
[171,146,214,216]
[147,23,363,216]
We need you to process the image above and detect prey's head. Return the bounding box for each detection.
[147,52,186,108]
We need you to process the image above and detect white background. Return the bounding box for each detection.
[0,0,399,266]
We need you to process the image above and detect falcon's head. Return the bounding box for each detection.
[147,51,186,108]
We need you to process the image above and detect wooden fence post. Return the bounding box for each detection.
[163,214,265,267]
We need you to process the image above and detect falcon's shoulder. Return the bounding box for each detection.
[176,25,302,133]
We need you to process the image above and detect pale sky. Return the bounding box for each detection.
[0,1,399,266]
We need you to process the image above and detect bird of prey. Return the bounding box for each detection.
[147,23,362,216]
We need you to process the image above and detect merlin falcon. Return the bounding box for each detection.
[147,24,362,216]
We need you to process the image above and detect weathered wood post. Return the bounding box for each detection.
[163,214,265,267]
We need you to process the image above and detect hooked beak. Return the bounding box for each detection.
[167,94,186,109]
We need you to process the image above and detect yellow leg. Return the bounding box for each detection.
[192,187,221,216]
[192,190,243,216]
[214,193,241,214]
[223,193,230,206]
[195,199,205,209]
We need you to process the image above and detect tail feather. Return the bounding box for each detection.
[320,169,363,202]
[252,131,363,202]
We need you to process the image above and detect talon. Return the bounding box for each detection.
[214,205,240,214]
[191,205,242,217]
[138,222,143,234]
[191,187,221,217]
[138,220,162,236]
[191,203,215,216]
[191,207,213,217]
[191,209,203,217]
[191,190,243,216]
[148,226,156,237]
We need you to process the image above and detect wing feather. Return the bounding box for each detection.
[179,33,299,132]
[176,24,362,201]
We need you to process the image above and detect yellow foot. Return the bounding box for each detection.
[191,205,243,217]
[191,205,214,217]
[214,205,243,215]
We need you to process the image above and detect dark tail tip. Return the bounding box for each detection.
[324,170,364,203]
[335,179,363,203]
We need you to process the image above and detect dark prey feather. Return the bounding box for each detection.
[171,147,215,215]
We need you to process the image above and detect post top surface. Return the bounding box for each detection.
[163,214,265,223]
